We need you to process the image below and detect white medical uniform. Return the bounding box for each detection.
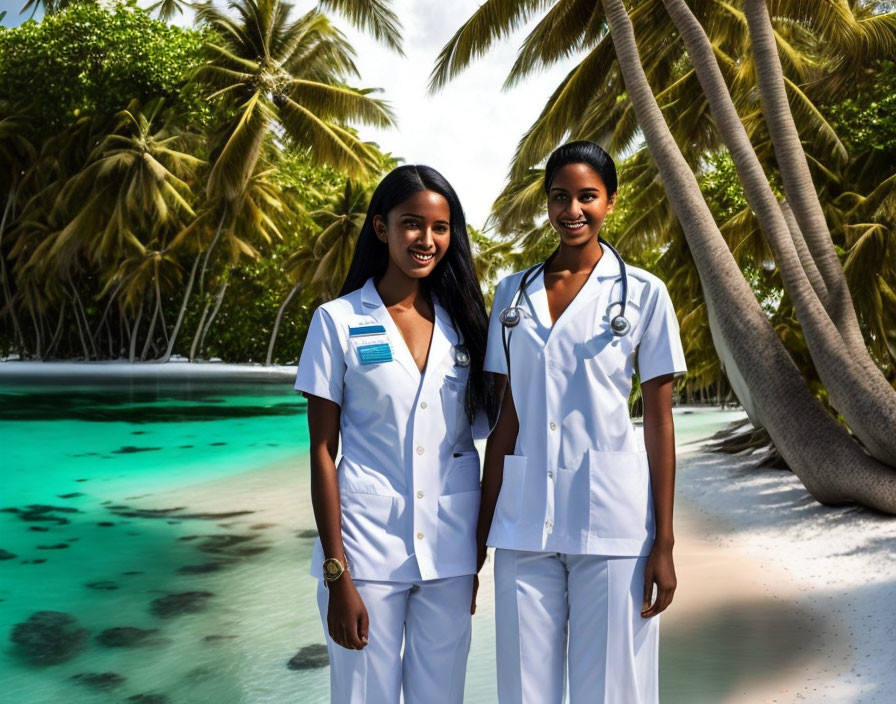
[295,277,481,704]
[484,243,687,704]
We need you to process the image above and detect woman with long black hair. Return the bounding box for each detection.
[295,164,496,704]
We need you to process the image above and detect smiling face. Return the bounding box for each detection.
[547,163,616,246]
[374,189,451,281]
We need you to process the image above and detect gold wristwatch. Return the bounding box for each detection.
[322,557,348,586]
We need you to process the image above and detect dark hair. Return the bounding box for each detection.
[340,165,497,426]
[543,140,618,196]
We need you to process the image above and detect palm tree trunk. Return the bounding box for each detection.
[266,280,302,366]
[197,278,228,359]
[742,0,865,355]
[189,298,213,362]
[160,251,201,363]
[71,291,92,360]
[140,292,161,362]
[601,0,896,512]
[199,208,227,295]
[0,188,25,353]
[26,297,41,359]
[45,302,66,359]
[69,282,99,360]
[661,0,896,466]
[129,299,145,364]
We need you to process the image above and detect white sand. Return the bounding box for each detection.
[672,436,896,703]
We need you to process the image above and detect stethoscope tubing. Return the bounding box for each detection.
[500,238,630,387]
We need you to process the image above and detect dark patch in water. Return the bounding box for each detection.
[12,504,80,526]
[179,445,194,449]
[267,443,279,447]
[97,522,115,527]
[125,494,153,500]
[1,507,21,513]
[71,672,126,690]
[196,534,257,554]
[109,506,254,521]
[11,611,89,665]
[129,694,169,703]
[72,453,100,458]
[150,591,214,618]
[131,430,147,435]
[37,543,69,550]
[250,523,277,530]
[232,545,270,557]
[287,644,329,670]
[22,558,47,564]
[29,526,49,532]
[203,635,236,643]
[86,580,119,591]
[0,548,17,559]
[123,571,143,576]
[296,529,318,539]
[167,520,180,524]
[58,492,83,499]
[96,627,161,648]
[177,562,226,575]
[66,537,79,542]
[209,442,227,446]
[75,478,89,482]
[179,535,200,541]
[112,446,163,454]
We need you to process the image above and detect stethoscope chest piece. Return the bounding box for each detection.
[499,307,523,328]
[454,345,470,367]
[610,314,631,336]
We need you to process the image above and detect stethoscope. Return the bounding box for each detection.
[500,238,631,383]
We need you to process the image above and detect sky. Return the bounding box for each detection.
[0,0,582,228]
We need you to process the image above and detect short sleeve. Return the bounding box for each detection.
[294,306,345,405]
[636,282,687,383]
[484,277,513,375]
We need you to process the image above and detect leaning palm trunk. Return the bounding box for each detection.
[601,0,896,512]
[660,0,896,467]
[196,278,228,360]
[160,252,201,363]
[0,189,26,353]
[266,279,302,366]
[743,0,865,355]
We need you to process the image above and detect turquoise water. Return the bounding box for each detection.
[0,384,748,703]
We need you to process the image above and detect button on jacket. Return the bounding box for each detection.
[483,244,687,557]
[295,277,480,582]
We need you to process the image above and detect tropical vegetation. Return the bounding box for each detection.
[0,0,401,365]
[432,0,896,512]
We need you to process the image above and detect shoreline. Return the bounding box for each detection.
[0,360,298,384]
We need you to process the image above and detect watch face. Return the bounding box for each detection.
[325,562,339,575]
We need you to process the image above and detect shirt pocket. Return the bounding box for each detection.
[443,450,481,495]
[437,490,479,571]
[440,368,470,444]
[493,454,527,526]
[587,449,652,539]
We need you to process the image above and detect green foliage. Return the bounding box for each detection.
[0,1,208,132]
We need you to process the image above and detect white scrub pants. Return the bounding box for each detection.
[494,549,658,704]
[317,574,473,704]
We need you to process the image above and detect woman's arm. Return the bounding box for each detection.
[639,373,677,618]
[471,378,519,613]
[307,394,369,650]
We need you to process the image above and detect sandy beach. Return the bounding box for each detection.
[116,408,895,703]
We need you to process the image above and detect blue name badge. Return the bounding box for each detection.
[349,324,393,365]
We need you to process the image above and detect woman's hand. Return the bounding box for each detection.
[327,576,369,649]
[641,541,676,618]
[471,541,488,614]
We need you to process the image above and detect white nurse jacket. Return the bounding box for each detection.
[484,243,687,557]
[295,277,480,582]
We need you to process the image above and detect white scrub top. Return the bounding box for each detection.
[484,243,687,557]
[295,277,480,582]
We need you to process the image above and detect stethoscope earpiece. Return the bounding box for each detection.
[454,345,470,367]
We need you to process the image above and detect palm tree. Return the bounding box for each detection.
[194,0,396,202]
[433,0,896,512]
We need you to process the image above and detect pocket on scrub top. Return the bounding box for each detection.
[443,450,481,494]
[587,449,651,539]
[339,489,395,534]
[493,455,526,526]
[553,460,591,539]
[437,490,479,568]
[440,372,470,442]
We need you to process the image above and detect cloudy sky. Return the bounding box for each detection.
[0,0,582,227]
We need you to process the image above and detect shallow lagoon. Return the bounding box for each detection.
[0,381,748,702]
